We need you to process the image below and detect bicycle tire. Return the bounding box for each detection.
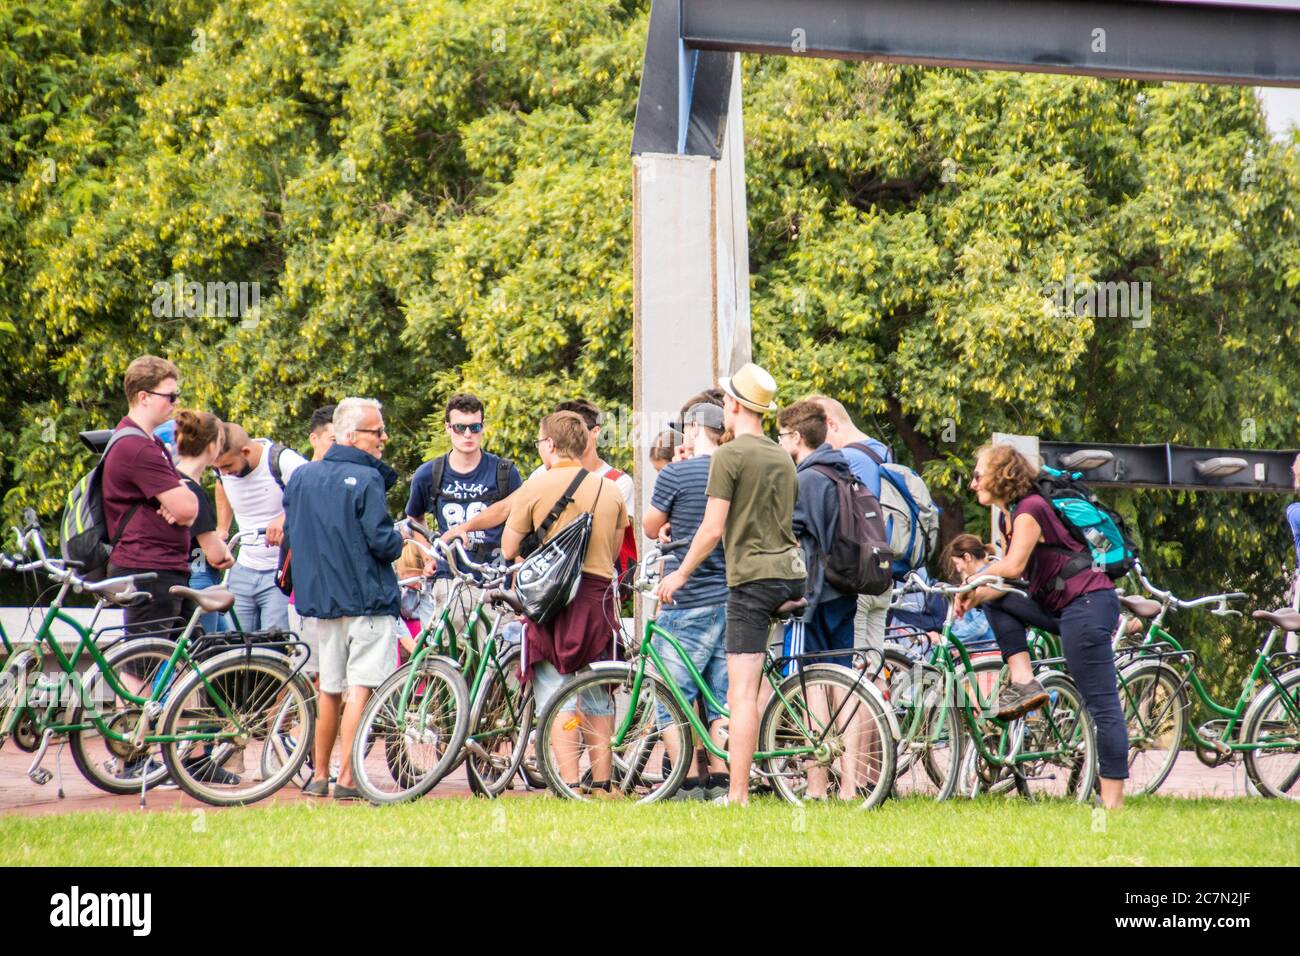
[1242,668,1300,800]
[1117,660,1186,796]
[67,638,180,795]
[882,649,962,801]
[535,664,692,803]
[158,651,314,806]
[466,647,533,798]
[351,655,469,804]
[759,664,897,809]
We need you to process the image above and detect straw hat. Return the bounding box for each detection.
[719,363,778,414]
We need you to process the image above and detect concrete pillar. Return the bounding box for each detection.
[632,60,751,531]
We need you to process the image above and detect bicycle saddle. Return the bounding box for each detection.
[1251,608,1300,631]
[774,598,808,619]
[1119,595,1162,619]
[486,588,526,616]
[169,585,236,613]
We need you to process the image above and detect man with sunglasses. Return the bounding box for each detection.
[406,394,522,623]
[103,355,201,638]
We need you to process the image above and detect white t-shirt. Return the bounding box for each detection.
[528,460,635,517]
[221,438,308,571]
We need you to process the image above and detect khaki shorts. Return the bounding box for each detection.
[317,615,397,694]
[289,607,320,677]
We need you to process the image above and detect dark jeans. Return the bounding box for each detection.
[983,588,1128,781]
[107,565,194,638]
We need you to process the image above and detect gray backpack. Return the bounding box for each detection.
[851,443,941,575]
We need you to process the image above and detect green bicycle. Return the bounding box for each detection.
[1113,561,1300,799]
[0,517,315,806]
[533,541,898,806]
[882,572,1098,803]
[403,530,539,798]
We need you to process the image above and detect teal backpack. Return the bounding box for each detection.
[1027,465,1138,584]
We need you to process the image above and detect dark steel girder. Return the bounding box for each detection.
[634,0,1300,155]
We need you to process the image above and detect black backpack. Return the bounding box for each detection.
[60,426,149,579]
[811,464,895,596]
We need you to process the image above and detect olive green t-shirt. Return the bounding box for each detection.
[705,433,803,587]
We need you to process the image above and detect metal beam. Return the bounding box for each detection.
[678,0,1300,88]
[1038,441,1300,492]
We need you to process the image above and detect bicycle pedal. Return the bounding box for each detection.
[29,768,52,785]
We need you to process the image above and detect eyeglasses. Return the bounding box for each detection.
[355,427,388,437]
[145,389,181,404]
[971,470,984,484]
[777,431,796,440]
[534,437,552,447]
[449,423,484,435]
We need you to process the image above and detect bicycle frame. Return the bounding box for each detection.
[1123,615,1300,753]
[613,616,860,764]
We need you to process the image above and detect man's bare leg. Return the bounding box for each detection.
[314,690,341,785]
[726,653,765,805]
[336,685,370,789]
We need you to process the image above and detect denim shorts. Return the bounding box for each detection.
[653,603,728,725]
[531,660,616,717]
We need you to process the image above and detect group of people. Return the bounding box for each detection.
[98,353,1129,808]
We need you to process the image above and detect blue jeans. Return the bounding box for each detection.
[227,563,290,633]
[983,588,1129,781]
[653,603,728,726]
[188,561,230,634]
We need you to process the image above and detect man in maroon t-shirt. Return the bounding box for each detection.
[103,355,200,634]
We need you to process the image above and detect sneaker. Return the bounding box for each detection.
[668,785,706,802]
[994,679,1050,720]
[181,757,241,786]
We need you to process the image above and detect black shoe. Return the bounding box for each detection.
[182,756,241,786]
[994,679,1050,720]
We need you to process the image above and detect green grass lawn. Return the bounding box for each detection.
[2,794,1295,865]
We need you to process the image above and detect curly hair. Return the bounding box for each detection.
[975,443,1038,504]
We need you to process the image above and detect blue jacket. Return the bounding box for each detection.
[283,444,404,620]
[792,443,856,608]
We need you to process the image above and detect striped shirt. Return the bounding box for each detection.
[651,456,728,608]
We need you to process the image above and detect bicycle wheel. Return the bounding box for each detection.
[67,638,181,795]
[158,651,314,806]
[1117,660,1186,796]
[1009,671,1097,802]
[535,664,692,803]
[759,664,896,809]
[351,655,469,804]
[1243,669,1300,800]
[882,650,962,800]
[466,647,533,798]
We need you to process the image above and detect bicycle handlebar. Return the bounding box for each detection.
[1132,560,1248,615]
[10,524,154,600]
[899,571,1029,599]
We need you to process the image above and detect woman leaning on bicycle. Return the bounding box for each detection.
[954,443,1128,810]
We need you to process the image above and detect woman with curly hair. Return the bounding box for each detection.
[954,443,1127,809]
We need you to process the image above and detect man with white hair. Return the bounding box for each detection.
[283,397,404,800]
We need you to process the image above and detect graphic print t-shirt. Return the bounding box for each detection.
[405,452,522,577]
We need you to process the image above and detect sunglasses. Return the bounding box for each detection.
[146,389,181,404]
[449,423,484,435]
[971,470,984,484]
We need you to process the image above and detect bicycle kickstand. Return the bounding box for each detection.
[54,739,66,799]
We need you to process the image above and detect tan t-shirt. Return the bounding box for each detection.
[506,462,629,580]
[705,433,802,587]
